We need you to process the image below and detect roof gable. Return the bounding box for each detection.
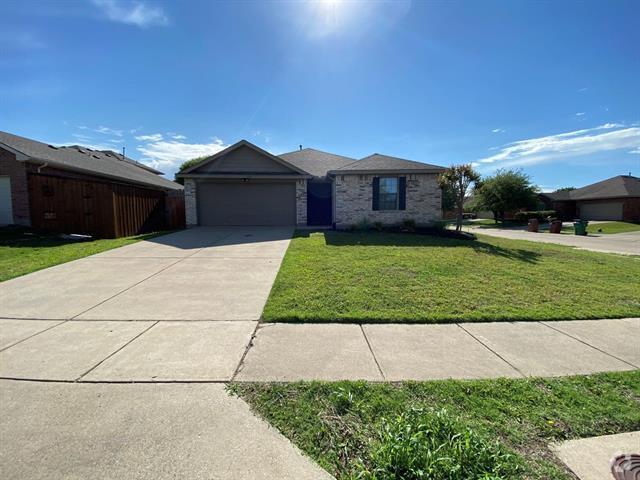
[181,140,308,176]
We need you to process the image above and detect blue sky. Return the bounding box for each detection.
[1,0,638,190]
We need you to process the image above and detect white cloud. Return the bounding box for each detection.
[171,134,186,140]
[630,147,640,155]
[137,137,228,171]
[135,133,163,141]
[575,112,585,116]
[91,0,168,28]
[491,128,505,133]
[476,123,640,169]
[578,87,588,92]
[95,125,123,136]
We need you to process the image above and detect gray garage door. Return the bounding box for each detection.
[579,202,623,221]
[197,181,296,226]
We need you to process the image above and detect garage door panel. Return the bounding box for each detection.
[198,182,296,226]
[579,202,623,221]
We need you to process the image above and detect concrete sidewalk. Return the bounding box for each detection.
[552,431,640,480]
[236,319,639,381]
[468,227,640,255]
[1,318,637,382]
[0,381,334,480]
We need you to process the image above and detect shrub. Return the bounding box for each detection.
[373,222,385,232]
[350,218,372,232]
[353,408,521,480]
[513,210,556,222]
[401,219,416,232]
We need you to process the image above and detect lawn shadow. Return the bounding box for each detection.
[296,229,541,264]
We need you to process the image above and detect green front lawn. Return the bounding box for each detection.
[232,371,640,480]
[262,231,640,323]
[0,227,165,282]
[586,221,640,234]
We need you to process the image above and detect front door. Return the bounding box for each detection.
[307,181,332,226]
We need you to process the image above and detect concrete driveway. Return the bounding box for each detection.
[0,226,293,320]
[0,227,338,479]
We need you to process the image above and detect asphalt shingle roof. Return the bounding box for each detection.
[334,153,446,173]
[569,175,639,200]
[541,176,639,201]
[278,148,355,177]
[0,131,182,191]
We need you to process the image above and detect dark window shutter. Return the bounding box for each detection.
[372,177,380,211]
[398,177,406,210]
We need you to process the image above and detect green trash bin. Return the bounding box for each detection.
[573,220,589,236]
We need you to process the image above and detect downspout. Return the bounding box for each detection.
[37,162,49,173]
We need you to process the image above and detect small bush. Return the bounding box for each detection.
[353,408,521,480]
[401,219,416,232]
[430,220,447,231]
[350,218,372,232]
[513,210,556,222]
[373,222,385,232]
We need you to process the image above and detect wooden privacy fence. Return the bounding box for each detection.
[111,183,165,237]
[166,194,186,230]
[28,173,184,238]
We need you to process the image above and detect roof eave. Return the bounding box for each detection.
[24,157,182,191]
[328,168,445,175]
[177,173,312,180]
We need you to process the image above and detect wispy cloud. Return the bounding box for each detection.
[578,87,588,92]
[575,112,585,117]
[491,128,505,134]
[0,30,45,51]
[475,123,640,169]
[95,125,123,136]
[137,137,228,171]
[171,134,186,140]
[135,133,163,141]
[79,125,123,137]
[630,147,640,155]
[91,0,168,28]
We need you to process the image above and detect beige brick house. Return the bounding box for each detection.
[177,140,445,229]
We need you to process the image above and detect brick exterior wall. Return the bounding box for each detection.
[623,198,640,222]
[184,178,198,227]
[334,173,442,229]
[296,179,307,226]
[0,149,31,226]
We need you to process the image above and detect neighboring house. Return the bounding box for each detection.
[539,175,640,222]
[0,131,184,237]
[177,139,445,229]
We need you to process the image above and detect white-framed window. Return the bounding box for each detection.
[379,177,399,210]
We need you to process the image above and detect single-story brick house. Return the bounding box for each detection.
[0,131,184,237]
[177,140,445,229]
[539,175,640,222]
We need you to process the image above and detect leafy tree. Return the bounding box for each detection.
[441,184,456,212]
[438,164,480,232]
[475,169,539,223]
[554,186,576,192]
[174,156,209,184]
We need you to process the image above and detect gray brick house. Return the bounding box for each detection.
[177,140,445,229]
